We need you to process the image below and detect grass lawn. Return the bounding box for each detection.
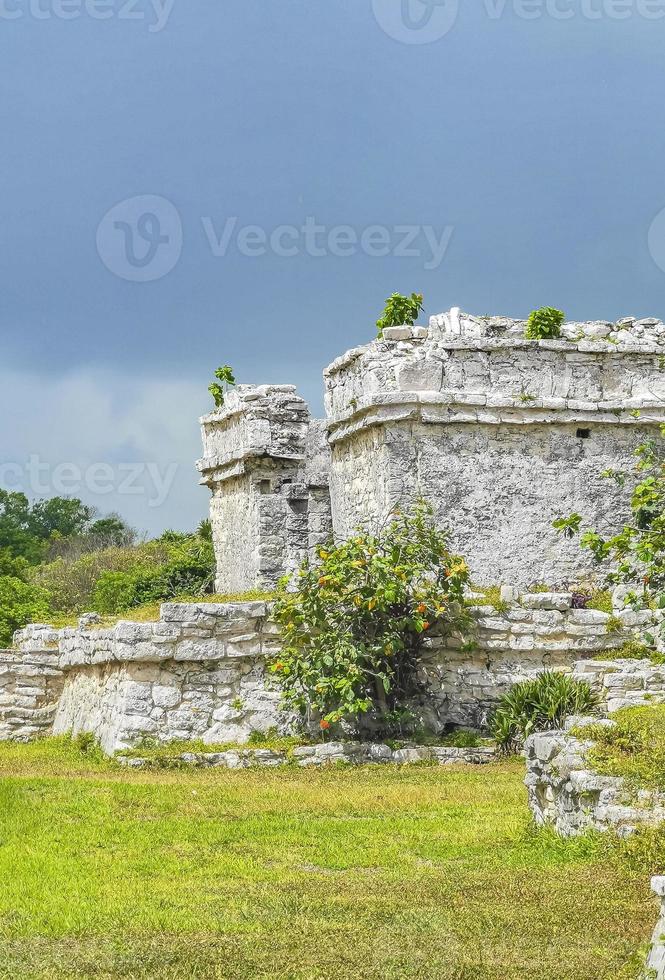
[0,739,656,980]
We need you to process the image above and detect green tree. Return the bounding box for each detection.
[0,576,51,647]
[271,502,472,735]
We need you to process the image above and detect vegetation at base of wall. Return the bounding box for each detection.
[376,292,424,337]
[271,502,473,737]
[577,704,665,793]
[0,742,653,980]
[524,306,565,340]
[490,671,598,752]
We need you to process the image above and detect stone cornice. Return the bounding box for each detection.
[326,391,665,445]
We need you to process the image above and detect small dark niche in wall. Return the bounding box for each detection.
[258,480,272,494]
[289,498,308,515]
[576,428,591,440]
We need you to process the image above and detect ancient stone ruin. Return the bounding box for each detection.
[199,307,665,591]
[3,307,665,752]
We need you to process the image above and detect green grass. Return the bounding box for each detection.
[581,703,665,792]
[465,585,509,613]
[0,738,655,979]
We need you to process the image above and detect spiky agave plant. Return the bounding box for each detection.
[490,671,597,753]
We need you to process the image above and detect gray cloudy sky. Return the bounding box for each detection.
[2,0,665,534]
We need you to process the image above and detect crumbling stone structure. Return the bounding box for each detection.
[200,308,665,591]
[197,385,331,592]
[2,306,665,755]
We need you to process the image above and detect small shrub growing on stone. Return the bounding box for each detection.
[376,292,424,337]
[524,307,565,340]
[208,365,236,409]
[490,671,597,753]
[271,501,472,736]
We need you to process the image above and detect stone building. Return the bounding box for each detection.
[199,307,665,591]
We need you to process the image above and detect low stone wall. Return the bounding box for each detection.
[51,602,284,754]
[0,627,64,741]
[525,722,665,837]
[649,877,665,979]
[426,594,645,730]
[572,655,665,713]
[118,741,497,770]
[1,592,650,755]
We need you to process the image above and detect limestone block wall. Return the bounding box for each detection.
[0,593,650,754]
[52,602,286,753]
[422,594,641,729]
[323,309,665,588]
[524,725,665,837]
[572,654,665,713]
[0,626,64,741]
[198,386,332,593]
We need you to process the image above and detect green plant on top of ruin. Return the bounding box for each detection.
[376,292,424,337]
[270,501,472,737]
[524,307,565,341]
[208,364,236,409]
[490,671,598,753]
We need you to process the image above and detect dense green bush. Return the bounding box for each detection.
[91,536,215,614]
[271,502,472,736]
[0,576,51,646]
[376,292,424,337]
[490,671,597,752]
[524,307,565,340]
[31,534,215,615]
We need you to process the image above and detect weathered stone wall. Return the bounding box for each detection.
[524,723,665,838]
[52,602,285,753]
[648,877,665,979]
[0,591,642,754]
[198,386,332,593]
[573,655,665,713]
[323,309,665,588]
[0,627,64,741]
